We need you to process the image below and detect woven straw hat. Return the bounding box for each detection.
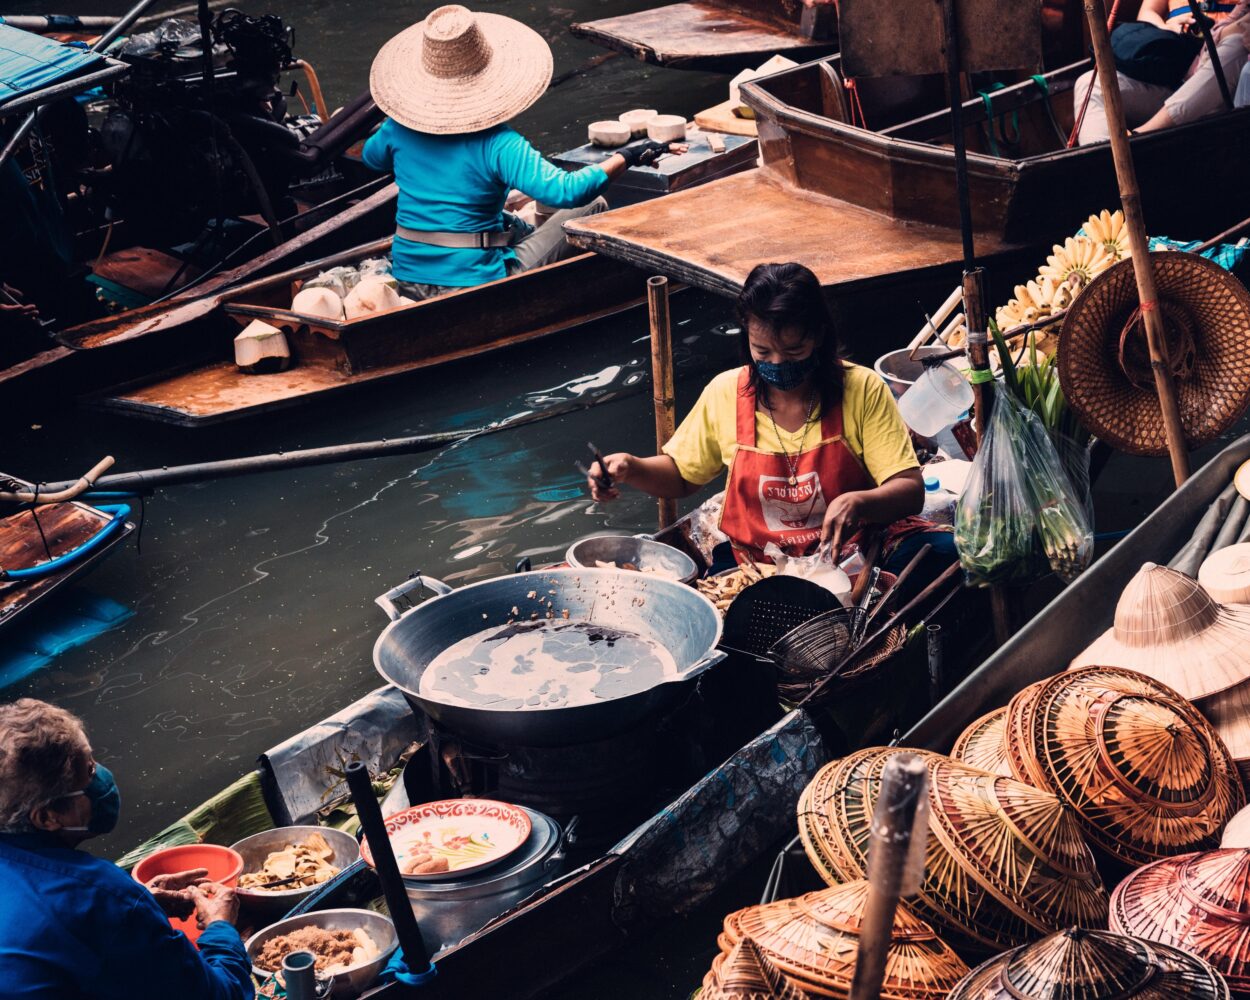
[1223,804,1250,847]
[950,708,1013,777]
[947,927,1231,1000]
[1007,666,1244,869]
[716,882,969,999]
[701,937,807,1000]
[369,5,553,135]
[1195,682,1250,788]
[797,747,1106,955]
[1110,848,1250,995]
[1058,252,1250,456]
[1068,562,1250,700]
[1200,542,1250,603]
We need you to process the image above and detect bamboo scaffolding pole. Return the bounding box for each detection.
[649,275,678,530]
[1084,0,1190,486]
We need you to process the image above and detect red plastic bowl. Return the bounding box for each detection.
[132,844,243,944]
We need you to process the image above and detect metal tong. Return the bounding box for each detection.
[576,441,614,491]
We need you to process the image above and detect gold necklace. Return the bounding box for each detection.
[765,391,818,486]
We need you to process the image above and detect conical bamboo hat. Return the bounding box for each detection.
[926,757,1108,932]
[1199,543,1250,604]
[1110,848,1250,995]
[719,882,969,999]
[798,747,1104,954]
[1069,563,1250,700]
[951,708,1014,778]
[1005,680,1050,788]
[1016,666,1244,868]
[948,927,1231,999]
[701,937,808,1000]
[1195,680,1250,790]
[1223,804,1250,849]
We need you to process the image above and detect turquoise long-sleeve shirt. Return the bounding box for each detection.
[362,119,610,287]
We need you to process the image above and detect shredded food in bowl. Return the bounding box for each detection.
[255,925,379,974]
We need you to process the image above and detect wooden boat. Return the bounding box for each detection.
[566,55,1250,299]
[571,0,1085,74]
[83,132,760,427]
[0,484,133,635]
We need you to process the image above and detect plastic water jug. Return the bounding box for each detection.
[921,476,956,526]
[897,363,974,438]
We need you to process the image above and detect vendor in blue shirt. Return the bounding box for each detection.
[362,4,679,299]
[0,698,252,1000]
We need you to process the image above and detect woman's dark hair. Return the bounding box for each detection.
[736,262,844,409]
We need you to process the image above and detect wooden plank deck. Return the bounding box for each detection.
[564,168,1018,297]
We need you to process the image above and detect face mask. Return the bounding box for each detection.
[59,763,121,836]
[755,353,818,391]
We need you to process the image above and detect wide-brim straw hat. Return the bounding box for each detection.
[1058,252,1250,456]
[1012,665,1244,869]
[1110,848,1250,995]
[947,927,1231,1000]
[1200,542,1250,604]
[1068,562,1250,700]
[716,882,969,1000]
[369,5,553,135]
[701,937,807,1000]
[950,708,1013,778]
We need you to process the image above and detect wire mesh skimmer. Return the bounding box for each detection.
[721,577,841,660]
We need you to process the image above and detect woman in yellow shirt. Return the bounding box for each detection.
[590,262,945,570]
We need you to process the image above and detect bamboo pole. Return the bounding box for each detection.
[1084,0,1190,486]
[649,275,678,530]
[848,753,928,1000]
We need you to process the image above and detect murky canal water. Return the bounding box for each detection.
[0,0,1216,993]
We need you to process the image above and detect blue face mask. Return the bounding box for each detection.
[59,763,121,837]
[755,353,819,391]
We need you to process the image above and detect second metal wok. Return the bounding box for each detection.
[373,567,725,747]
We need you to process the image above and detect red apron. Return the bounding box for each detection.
[719,368,936,565]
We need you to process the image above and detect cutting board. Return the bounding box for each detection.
[694,99,758,138]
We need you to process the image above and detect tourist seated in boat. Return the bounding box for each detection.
[0,698,252,1000]
[362,4,678,300]
[588,262,953,576]
[1074,0,1248,144]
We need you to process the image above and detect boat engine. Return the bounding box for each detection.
[95,9,317,244]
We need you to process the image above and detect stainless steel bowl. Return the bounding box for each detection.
[245,907,397,999]
[230,826,361,918]
[565,535,698,584]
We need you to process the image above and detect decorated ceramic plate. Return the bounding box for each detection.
[361,798,532,880]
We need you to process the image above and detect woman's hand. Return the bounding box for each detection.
[587,453,631,501]
[190,882,240,928]
[146,868,209,919]
[1164,11,1194,31]
[821,491,869,552]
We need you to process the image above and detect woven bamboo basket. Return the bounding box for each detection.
[947,927,1231,999]
[798,747,1104,954]
[951,708,1014,778]
[701,937,807,1000]
[1109,848,1250,995]
[1058,250,1250,457]
[1008,666,1245,868]
[715,881,969,999]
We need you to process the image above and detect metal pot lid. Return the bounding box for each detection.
[403,806,561,896]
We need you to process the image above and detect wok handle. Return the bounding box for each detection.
[374,571,453,621]
[670,649,727,682]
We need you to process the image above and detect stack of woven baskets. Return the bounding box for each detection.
[951,664,1245,869]
[704,880,969,999]
[797,747,1109,955]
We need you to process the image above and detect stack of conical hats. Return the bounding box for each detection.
[947,927,1231,999]
[1110,847,1250,995]
[1004,666,1244,868]
[701,937,807,1000]
[797,747,1107,954]
[950,707,1013,777]
[1068,562,1250,782]
[711,881,969,999]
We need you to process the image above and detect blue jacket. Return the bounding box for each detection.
[0,833,253,1000]
[361,119,609,287]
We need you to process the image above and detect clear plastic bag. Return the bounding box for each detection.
[300,266,361,299]
[954,390,1094,587]
[356,257,394,286]
[118,19,202,57]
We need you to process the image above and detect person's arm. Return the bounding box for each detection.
[361,121,393,173]
[1139,0,1188,30]
[589,453,699,501]
[821,468,925,550]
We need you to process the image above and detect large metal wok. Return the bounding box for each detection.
[373,568,725,747]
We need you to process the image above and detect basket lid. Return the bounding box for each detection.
[730,883,969,1000]
[1019,666,1243,868]
[1069,563,1250,700]
[926,757,1108,932]
[948,927,1231,1000]
[701,937,807,1000]
[951,708,1014,777]
[1110,848,1250,993]
[1058,251,1250,457]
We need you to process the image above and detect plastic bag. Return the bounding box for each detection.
[300,266,360,299]
[954,390,1093,587]
[763,543,852,602]
[356,257,395,287]
[118,19,201,57]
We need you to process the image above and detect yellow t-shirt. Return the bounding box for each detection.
[662,365,919,488]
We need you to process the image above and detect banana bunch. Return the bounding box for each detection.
[1083,208,1132,260]
[994,276,1074,329]
[1039,235,1116,290]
